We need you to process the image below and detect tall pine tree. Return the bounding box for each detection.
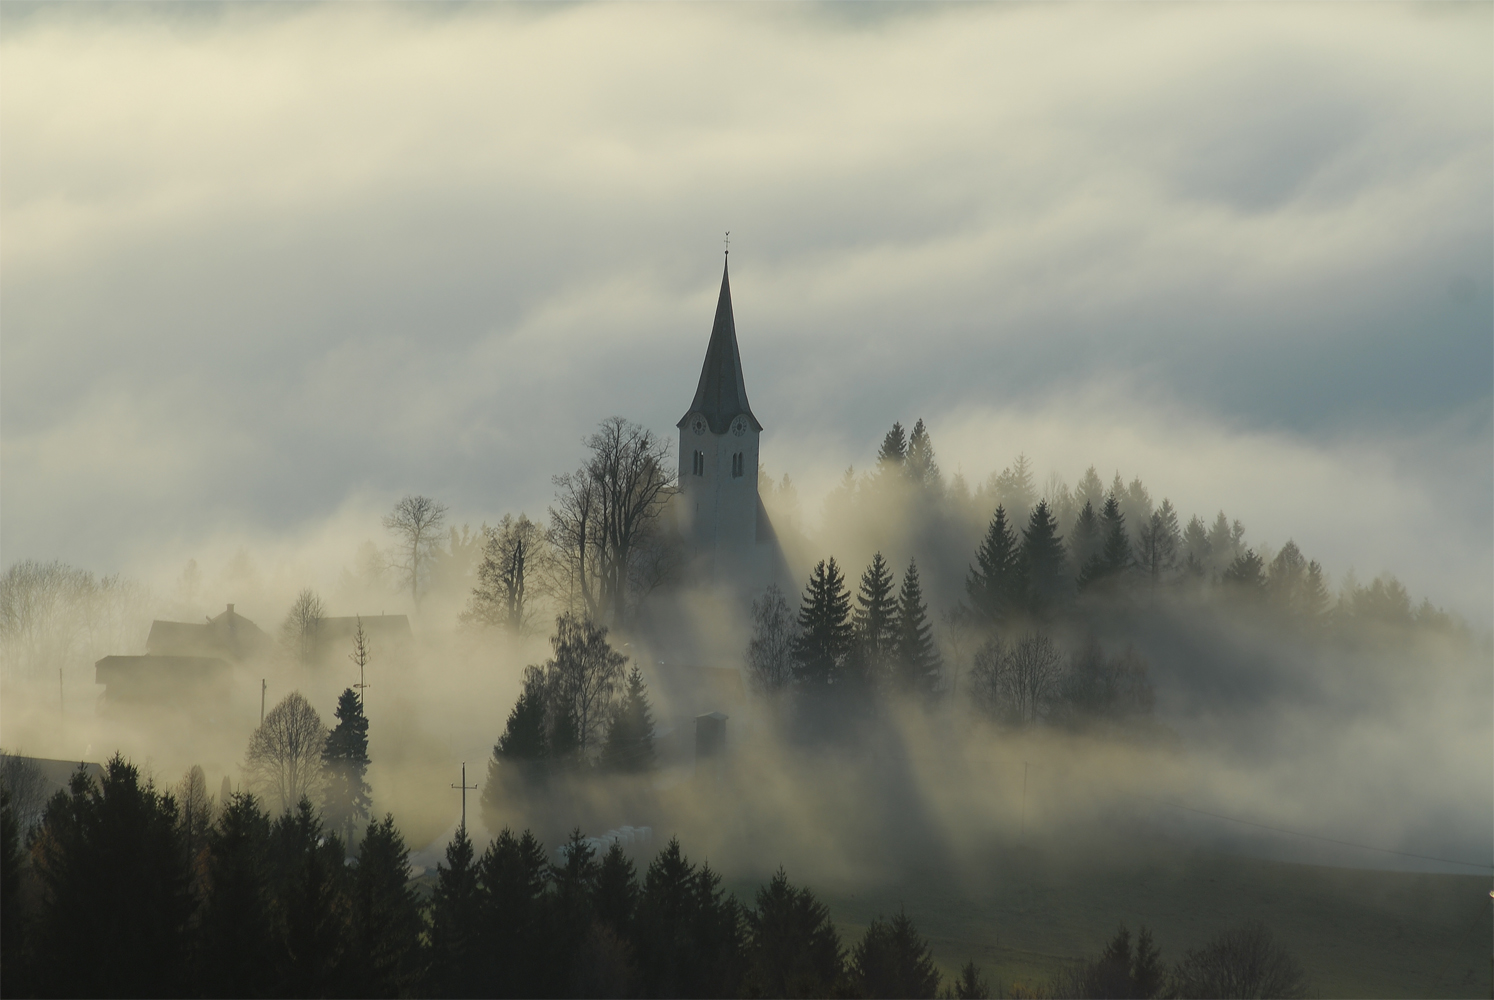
[1069,500,1101,574]
[876,423,907,467]
[270,800,351,997]
[894,559,941,696]
[792,558,854,687]
[196,792,276,997]
[967,506,1021,627]
[853,553,898,688]
[905,419,940,490]
[1080,493,1131,591]
[349,815,425,998]
[322,687,371,850]
[1021,499,1070,619]
[478,827,551,997]
[603,665,656,773]
[429,826,483,997]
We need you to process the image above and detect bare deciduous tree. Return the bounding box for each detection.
[462,514,547,633]
[177,764,213,861]
[0,560,149,683]
[244,691,327,814]
[548,417,675,626]
[280,588,325,666]
[544,613,628,757]
[382,495,449,607]
[969,633,1063,725]
[1172,921,1309,999]
[746,585,797,694]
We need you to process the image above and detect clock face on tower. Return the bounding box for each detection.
[732,419,747,437]
[692,418,706,435]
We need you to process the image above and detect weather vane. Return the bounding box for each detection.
[724,231,730,255]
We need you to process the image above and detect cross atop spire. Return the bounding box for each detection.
[678,256,761,435]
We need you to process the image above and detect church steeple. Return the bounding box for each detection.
[679,256,762,434]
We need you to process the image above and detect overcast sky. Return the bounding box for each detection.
[2,3,1489,621]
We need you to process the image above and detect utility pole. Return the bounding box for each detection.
[1020,760,1029,840]
[261,679,267,724]
[451,762,478,833]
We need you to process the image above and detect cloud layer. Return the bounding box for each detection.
[2,3,1489,619]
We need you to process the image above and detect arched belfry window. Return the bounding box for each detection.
[692,450,704,476]
[731,452,744,478]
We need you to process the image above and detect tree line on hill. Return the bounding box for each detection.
[0,754,952,999]
[0,753,1309,999]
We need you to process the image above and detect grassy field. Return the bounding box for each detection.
[723,830,1493,999]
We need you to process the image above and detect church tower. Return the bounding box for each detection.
[677,254,766,577]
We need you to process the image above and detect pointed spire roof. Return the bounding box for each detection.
[679,255,762,434]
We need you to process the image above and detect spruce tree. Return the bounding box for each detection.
[1136,500,1181,587]
[905,418,941,490]
[1222,549,1266,596]
[1022,499,1070,618]
[478,827,551,997]
[594,840,639,935]
[967,506,1021,628]
[1080,493,1131,590]
[792,558,854,687]
[953,960,992,999]
[634,837,744,998]
[196,792,276,998]
[850,908,941,999]
[1069,500,1101,575]
[853,553,898,687]
[741,868,844,998]
[349,815,424,998]
[430,826,483,997]
[29,755,192,998]
[1,789,24,994]
[602,665,656,773]
[1181,514,1211,577]
[876,423,907,468]
[270,800,351,997]
[322,687,372,850]
[894,559,941,696]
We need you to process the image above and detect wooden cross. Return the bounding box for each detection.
[451,762,478,833]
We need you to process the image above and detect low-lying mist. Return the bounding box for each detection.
[2,405,1489,901]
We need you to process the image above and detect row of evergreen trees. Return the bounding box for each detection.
[418,822,959,999]
[0,754,973,999]
[1,756,422,998]
[770,554,943,697]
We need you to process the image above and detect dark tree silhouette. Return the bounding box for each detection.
[1080,493,1132,590]
[603,665,656,773]
[1070,500,1102,576]
[29,755,192,998]
[876,422,907,468]
[195,792,275,997]
[742,867,844,998]
[1171,921,1307,999]
[634,837,743,998]
[1022,499,1070,618]
[349,815,424,998]
[429,826,483,997]
[905,418,940,490]
[850,908,941,999]
[478,826,552,997]
[269,800,350,997]
[746,584,798,694]
[953,960,992,999]
[0,789,24,994]
[594,839,639,935]
[853,552,898,687]
[322,687,372,849]
[967,505,1021,627]
[893,559,942,696]
[382,494,449,607]
[792,558,854,688]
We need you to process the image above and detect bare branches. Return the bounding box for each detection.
[548,417,675,627]
[244,691,326,814]
[969,633,1063,725]
[382,495,449,607]
[463,514,548,634]
[746,585,797,694]
[280,588,325,667]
